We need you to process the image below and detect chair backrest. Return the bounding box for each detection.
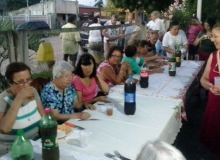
[30,77,51,96]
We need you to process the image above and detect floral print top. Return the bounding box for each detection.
[41,82,76,114]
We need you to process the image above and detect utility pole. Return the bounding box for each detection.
[197,0,202,22]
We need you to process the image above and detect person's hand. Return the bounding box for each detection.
[76,112,91,120]
[16,87,35,102]
[84,103,96,110]
[205,82,213,90]
[209,85,220,95]
[94,96,108,102]
[200,35,210,41]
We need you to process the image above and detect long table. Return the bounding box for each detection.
[0,60,205,160]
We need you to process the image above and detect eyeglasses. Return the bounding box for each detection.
[111,55,122,59]
[213,63,220,74]
[13,78,33,86]
[60,74,74,80]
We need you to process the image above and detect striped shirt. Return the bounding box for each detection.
[0,88,41,156]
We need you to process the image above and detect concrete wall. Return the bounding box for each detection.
[8,0,77,16]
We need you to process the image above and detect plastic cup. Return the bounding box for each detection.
[79,130,91,148]
[106,104,113,116]
[195,54,199,61]
[214,77,220,86]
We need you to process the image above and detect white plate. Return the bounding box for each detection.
[57,130,66,139]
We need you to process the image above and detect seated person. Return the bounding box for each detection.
[122,45,163,75]
[72,53,109,105]
[132,40,165,62]
[137,140,186,160]
[97,46,132,87]
[155,31,167,56]
[41,61,91,124]
[147,31,159,56]
[0,62,44,156]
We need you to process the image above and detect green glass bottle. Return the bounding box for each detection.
[174,43,181,67]
[11,130,34,160]
[168,54,176,76]
[39,109,59,160]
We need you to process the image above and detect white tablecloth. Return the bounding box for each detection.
[0,60,204,160]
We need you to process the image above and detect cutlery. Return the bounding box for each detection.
[104,153,117,160]
[114,150,131,160]
[78,118,100,121]
[64,122,85,130]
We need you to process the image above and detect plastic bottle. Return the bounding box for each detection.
[124,76,136,115]
[168,54,176,76]
[140,62,149,88]
[11,130,34,160]
[39,109,59,160]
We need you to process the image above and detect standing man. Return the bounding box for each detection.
[151,11,166,32]
[60,15,81,67]
[102,14,123,59]
[123,15,135,48]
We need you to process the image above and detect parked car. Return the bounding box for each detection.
[15,21,50,30]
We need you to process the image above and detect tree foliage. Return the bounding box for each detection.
[6,0,39,11]
[94,0,104,8]
[110,0,174,13]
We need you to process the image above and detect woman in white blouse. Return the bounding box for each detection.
[162,21,188,58]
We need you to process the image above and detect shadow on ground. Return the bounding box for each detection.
[173,90,212,160]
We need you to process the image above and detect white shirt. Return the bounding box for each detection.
[88,23,102,42]
[162,30,188,58]
[153,18,166,32]
[146,20,155,30]
[103,20,121,44]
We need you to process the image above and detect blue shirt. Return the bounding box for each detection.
[41,82,76,114]
[155,39,166,56]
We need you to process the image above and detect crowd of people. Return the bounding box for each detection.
[1,10,220,160]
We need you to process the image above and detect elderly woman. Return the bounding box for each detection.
[162,21,188,58]
[41,61,90,124]
[72,53,109,105]
[0,62,44,156]
[193,18,216,61]
[97,46,132,87]
[137,140,186,160]
[200,22,220,160]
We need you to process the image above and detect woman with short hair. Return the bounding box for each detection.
[41,61,91,124]
[97,46,132,87]
[0,62,45,156]
[162,21,188,58]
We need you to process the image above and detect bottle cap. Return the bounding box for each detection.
[17,130,24,136]
[129,75,132,79]
[44,109,51,114]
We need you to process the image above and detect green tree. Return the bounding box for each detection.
[94,0,104,8]
[110,0,173,13]
[6,0,39,11]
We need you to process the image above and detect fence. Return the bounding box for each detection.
[0,23,135,91]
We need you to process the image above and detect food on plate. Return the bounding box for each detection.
[57,125,72,134]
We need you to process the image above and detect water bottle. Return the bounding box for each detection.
[11,130,34,160]
[124,76,136,115]
[39,109,60,160]
[140,62,149,88]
